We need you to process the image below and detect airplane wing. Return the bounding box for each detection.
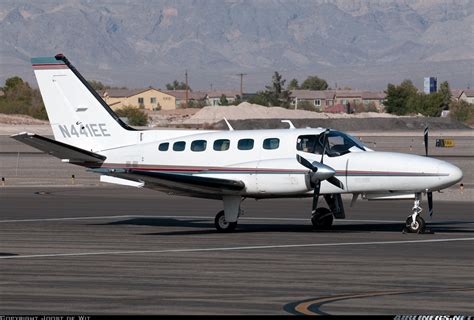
[11,132,106,165]
[107,169,246,199]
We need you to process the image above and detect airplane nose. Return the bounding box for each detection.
[439,161,463,185]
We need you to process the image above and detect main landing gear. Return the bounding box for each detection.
[214,195,241,232]
[214,210,238,232]
[311,194,345,230]
[311,207,333,230]
[404,193,428,234]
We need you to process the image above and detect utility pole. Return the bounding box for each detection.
[185,70,188,107]
[236,73,247,99]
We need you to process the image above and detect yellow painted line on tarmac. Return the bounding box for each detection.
[291,287,474,315]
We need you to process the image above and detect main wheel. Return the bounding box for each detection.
[405,215,426,233]
[214,210,237,232]
[311,207,334,230]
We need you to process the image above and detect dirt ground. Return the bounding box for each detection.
[1,104,471,132]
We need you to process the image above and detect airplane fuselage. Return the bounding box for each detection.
[91,127,463,199]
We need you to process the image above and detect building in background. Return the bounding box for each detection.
[163,90,208,108]
[206,91,240,106]
[450,88,474,104]
[459,89,474,104]
[290,90,385,112]
[100,88,176,111]
[424,77,437,94]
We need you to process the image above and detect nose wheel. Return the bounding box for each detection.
[404,193,427,233]
[405,215,426,233]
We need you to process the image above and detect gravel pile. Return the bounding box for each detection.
[183,102,399,125]
[0,114,48,125]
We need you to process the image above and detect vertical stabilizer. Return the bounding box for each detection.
[32,54,137,151]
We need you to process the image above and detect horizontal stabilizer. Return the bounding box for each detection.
[11,132,106,164]
[100,175,144,188]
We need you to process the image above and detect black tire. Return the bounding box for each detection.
[405,215,426,233]
[311,207,334,230]
[214,210,237,232]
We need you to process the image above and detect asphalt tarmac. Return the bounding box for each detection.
[1,187,473,315]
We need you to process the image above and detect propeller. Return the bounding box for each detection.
[296,131,345,215]
[424,126,434,217]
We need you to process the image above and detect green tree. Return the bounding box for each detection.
[88,80,107,91]
[287,78,299,90]
[218,94,229,106]
[384,80,418,115]
[166,80,190,91]
[231,95,242,105]
[300,75,328,90]
[246,92,270,106]
[264,71,291,107]
[0,76,47,120]
[406,92,444,117]
[439,81,451,109]
[114,106,149,126]
[88,80,128,91]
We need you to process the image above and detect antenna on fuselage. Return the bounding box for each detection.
[223,118,234,131]
[281,120,295,129]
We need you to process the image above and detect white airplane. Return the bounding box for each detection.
[12,54,463,234]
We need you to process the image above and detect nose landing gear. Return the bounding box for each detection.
[404,193,430,234]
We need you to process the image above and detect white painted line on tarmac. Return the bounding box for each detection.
[0,215,403,223]
[0,215,136,223]
[2,237,474,260]
[0,215,214,223]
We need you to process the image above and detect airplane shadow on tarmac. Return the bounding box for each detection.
[92,217,474,236]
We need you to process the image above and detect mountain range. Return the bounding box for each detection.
[1,0,473,91]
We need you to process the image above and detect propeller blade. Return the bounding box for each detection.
[320,129,330,164]
[311,181,321,215]
[427,191,433,217]
[327,176,344,190]
[424,126,429,157]
[296,154,317,172]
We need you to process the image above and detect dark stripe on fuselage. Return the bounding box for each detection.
[93,164,447,177]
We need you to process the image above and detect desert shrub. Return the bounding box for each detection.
[115,105,149,126]
[449,100,474,126]
[296,100,319,112]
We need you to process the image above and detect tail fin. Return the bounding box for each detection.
[32,54,137,151]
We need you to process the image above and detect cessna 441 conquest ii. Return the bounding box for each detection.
[13,54,463,233]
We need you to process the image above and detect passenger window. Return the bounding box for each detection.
[173,141,186,151]
[159,142,169,151]
[191,140,207,152]
[238,139,254,150]
[263,138,280,150]
[213,139,230,151]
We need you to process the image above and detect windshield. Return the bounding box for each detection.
[296,131,366,157]
[325,131,366,156]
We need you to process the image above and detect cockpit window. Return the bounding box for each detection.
[325,131,366,156]
[296,131,366,157]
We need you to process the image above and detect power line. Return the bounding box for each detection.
[185,69,188,107]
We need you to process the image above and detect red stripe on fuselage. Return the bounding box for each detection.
[32,64,68,69]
